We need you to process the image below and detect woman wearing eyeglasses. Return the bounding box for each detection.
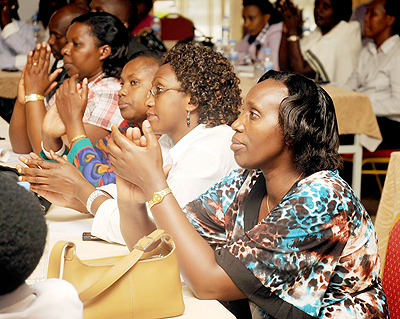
[18,43,241,244]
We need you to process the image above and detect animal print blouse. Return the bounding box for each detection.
[184,169,389,318]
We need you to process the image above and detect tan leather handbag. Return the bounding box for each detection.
[47,229,185,319]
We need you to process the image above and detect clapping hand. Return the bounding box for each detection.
[17,152,88,210]
[55,74,88,128]
[24,42,63,96]
[108,121,170,204]
[278,0,303,35]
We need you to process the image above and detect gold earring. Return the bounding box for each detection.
[11,4,16,10]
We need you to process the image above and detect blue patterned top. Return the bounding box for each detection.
[184,169,389,318]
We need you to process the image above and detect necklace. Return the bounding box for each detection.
[266,172,304,214]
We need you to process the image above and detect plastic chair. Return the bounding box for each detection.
[160,14,195,42]
[381,212,400,319]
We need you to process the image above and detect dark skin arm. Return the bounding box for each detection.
[108,122,246,301]
[9,43,62,154]
[42,74,110,154]
[278,0,316,78]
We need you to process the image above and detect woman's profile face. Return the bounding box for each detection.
[118,57,158,123]
[62,22,106,82]
[145,63,192,142]
[231,79,290,170]
[243,5,270,37]
[314,0,335,30]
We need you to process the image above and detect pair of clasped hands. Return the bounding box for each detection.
[19,119,169,211]
[20,42,88,143]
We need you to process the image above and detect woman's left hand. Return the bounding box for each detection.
[17,152,88,200]
[108,121,166,199]
[55,74,88,129]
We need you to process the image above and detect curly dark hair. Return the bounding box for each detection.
[72,12,129,78]
[162,43,242,126]
[258,70,342,175]
[0,174,47,295]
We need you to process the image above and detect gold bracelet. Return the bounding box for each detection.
[287,35,301,42]
[148,188,172,210]
[25,94,45,104]
[69,134,87,148]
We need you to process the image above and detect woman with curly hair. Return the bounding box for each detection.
[106,69,388,318]
[17,42,241,245]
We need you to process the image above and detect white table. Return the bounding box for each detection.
[238,75,382,198]
[0,117,235,319]
[45,205,235,319]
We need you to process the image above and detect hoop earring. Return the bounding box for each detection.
[187,111,190,126]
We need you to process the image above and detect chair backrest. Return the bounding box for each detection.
[381,212,400,318]
[160,14,195,42]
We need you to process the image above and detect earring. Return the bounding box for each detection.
[186,111,190,126]
[11,4,16,10]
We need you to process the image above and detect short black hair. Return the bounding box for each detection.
[330,0,353,23]
[258,70,342,175]
[0,175,47,295]
[128,49,164,63]
[72,12,129,78]
[384,0,399,35]
[243,0,282,24]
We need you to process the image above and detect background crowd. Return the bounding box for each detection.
[0,0,398,318]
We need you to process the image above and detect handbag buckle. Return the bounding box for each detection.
[134,235,156,251]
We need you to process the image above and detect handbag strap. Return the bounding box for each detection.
[79,229,165,303]
[47,240,75,279]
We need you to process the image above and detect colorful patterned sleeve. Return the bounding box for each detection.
[184,170,388,318]
[67,120,131,187]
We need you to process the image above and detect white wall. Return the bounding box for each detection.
[18,0,40,21]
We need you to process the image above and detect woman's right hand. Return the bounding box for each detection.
[42,102,66,138]
[278,0,303,35]
[24,42,62,96]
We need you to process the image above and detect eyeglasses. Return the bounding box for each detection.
[147,85,184,99]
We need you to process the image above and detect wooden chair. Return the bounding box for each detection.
[381,212,400,318]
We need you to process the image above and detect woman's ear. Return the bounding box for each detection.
[99,45,112,61]
[263,13,271,25]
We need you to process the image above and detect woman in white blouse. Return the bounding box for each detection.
[17,43,242,245]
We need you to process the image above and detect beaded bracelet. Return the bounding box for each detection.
[86,190,107,215]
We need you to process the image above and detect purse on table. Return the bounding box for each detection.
[47,229,185,319]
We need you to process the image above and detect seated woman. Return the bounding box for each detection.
[107,70,389,318]
[279,0,362,85]
[344,0,400,150]
[17,43,241,245]
[9,12,127,155]
[236,0,283,68]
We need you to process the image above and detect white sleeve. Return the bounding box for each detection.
[32,279,83,319]
[91,198,125,245]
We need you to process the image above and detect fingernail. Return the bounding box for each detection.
[144,120,150,127]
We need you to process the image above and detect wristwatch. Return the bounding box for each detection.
[148,188,172,210]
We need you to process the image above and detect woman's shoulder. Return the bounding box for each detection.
[90,75,121,92]
[268,22,283,34]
